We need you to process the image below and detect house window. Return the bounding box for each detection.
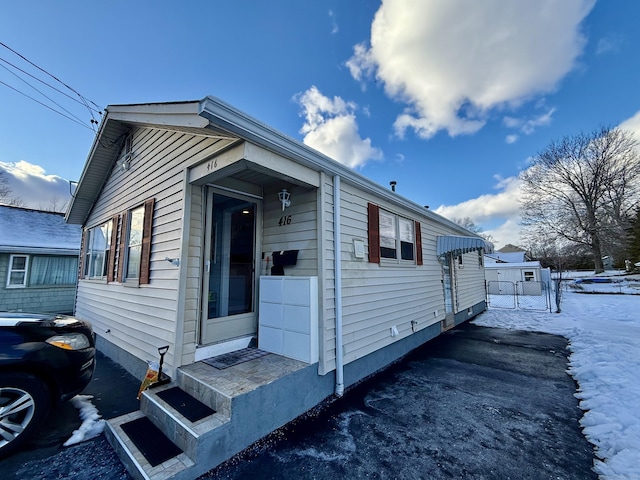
[367,203,422,265]
[524,271,535,282]
[83,220,113,279]
[379,210,415,261]
[117,198,155,284]
[126,205,144,280]
[30,256,78,285]
[7,254,28,288]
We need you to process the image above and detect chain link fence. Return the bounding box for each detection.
[487,280,552,312]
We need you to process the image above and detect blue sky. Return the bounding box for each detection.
[2,0,640,247]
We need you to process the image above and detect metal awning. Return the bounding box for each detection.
[437,235,493,257]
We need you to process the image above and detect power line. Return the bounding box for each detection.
[0,62,88,126]
[0,56,101,113]
[0,79,93,131]
[0,42,102,128]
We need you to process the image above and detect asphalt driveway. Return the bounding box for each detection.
[201,323,596,479]
[2,323,596,479]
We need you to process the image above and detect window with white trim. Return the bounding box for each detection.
[7,254,28,287]
[379,209,415,261]
[524,271,535,282]
[83,220,112,279]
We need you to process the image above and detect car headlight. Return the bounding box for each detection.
[46,333,91,350]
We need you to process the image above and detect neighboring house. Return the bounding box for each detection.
[487,243,531,263]
[485,247,550,296]
[0,206,81,314]
[66,96,491,478]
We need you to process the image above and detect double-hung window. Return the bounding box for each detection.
[83,220,113,279]
[7,254,29,287]
[125,205,144,280]
[79,198,155,285]
[368,203,422,265]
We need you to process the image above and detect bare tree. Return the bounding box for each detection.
[38,195,69,213]
[521,126,640,273]
[0,170,24,207]
[451,216,498,246]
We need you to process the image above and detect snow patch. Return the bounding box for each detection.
[63,395,105,447]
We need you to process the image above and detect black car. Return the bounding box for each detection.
[0,312,96,457]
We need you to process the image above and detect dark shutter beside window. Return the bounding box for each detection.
[367,203,380,263]
[139,198,155,285]
[415,221,423,266]
[79,230,88,279]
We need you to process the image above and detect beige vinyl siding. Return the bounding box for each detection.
[318,174,336,375]
[179,184,203,366]
[76,127,231,374]
[320,181,485,369]
[261,184,319,277]
[454,250,486,311]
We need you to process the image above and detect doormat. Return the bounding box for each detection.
[120,416,182,467]
[157,386,216,423]
[202,348,270,369]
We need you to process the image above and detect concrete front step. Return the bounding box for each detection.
[105,410,196,480]
[141,382,230,459]
[107,353,318,480]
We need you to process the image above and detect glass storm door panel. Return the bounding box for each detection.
[442,254,455,327]
[202,191,257,345]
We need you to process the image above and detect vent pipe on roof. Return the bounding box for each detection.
[390,180,397,192]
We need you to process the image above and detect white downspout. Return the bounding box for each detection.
[333,175,344,397]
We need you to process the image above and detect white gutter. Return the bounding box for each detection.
[333,175,344,397]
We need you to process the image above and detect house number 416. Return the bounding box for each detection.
[278,215,292,226]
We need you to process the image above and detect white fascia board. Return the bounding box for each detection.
[107,101,209,128]
[198,96,472,234]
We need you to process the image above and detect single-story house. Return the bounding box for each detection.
[66,96,492,479]
[0,206,80,314]
[484,254,551,296]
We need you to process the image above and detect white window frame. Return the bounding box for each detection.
[523,270,535,282]
[379,209,415,264]
[125,205,145,281]
[7,254,29,288]
[84,220,112,280]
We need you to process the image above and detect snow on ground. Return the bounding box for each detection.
[63,395,105,447]
[473,286,640,480]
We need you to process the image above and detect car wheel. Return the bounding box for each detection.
[0,373,50,458]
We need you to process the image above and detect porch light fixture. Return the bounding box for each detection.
[278,189,291,211]
[119,152,133,172]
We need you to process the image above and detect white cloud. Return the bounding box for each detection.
[328,10,339,34]
[619,110,640,144]
[505,134,519,144]
[295,86,383,169]
[596,35,622,55]
[503,108,557,136]
[347,0,594,139]
[434,175,523,246]
[0,160,73,212]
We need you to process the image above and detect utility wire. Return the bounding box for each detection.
[0,56,101,113]
[0,62,87,126]
[0,79,93,131]
[0,42,102,128]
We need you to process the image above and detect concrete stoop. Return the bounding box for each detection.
[105,355,320,480]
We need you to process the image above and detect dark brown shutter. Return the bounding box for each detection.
[117,211,128,282]
[415,220,423,266]
[139,198,155,285]
[78,230,88,279]
[367,203,380,263]
[107,215,119,282]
